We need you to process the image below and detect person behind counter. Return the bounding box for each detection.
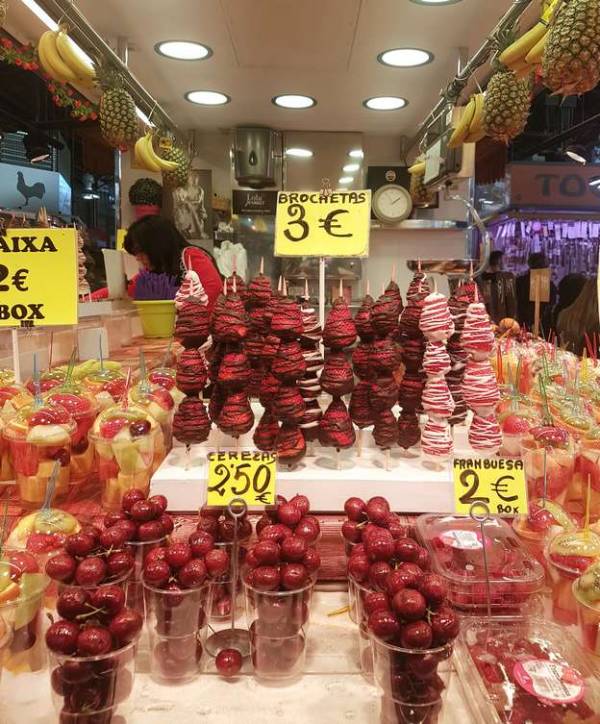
[556,277,600,355]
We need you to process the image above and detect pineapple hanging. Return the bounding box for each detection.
[483,66,531,144]
[543,0,600,96]
[158,135,190,188]
[97,67,138,148]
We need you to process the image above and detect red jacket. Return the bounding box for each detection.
[91,247,222,311]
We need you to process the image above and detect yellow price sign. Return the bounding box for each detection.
[0,228,77,328]
[452,457,528,517]
[274,190,371,257]
[206,451,276,507]
[116,229,126,251]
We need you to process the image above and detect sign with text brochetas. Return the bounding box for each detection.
[0,228,78,327]
[206,451,276,507]
[274,190,371,257]
[452,457,528,517]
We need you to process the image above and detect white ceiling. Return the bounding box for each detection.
[11,0,533,136]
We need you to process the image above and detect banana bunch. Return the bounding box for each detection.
[447,93,485,149]
[498,0,559,73]
[37,27,95,86]
[134,133,179,173]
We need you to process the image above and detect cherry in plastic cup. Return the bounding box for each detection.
[143,581,210,684]
[521,438,574,506]
[48,637,137,722]
[346,575,374,677]
[207,541,247,622]
[573,582,600,655]
[244,578,314,682]
[576,439,600,520]
[126,536,168,613]
[379,697,444,724]
[546,556,585,626]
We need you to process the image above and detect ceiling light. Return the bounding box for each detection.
[286,147,313,158]
[185,90,230,106]
[135,107,156,127]
[339,176,354,185]
[565,145,587,165]
[410,0,463,5]
[273,94,316,109]
[363,96,408,111]
[343,163,360,173]
[20,0,58,30]
[378,48,434,67]
[348,149,364,159]
[155,40,212,61]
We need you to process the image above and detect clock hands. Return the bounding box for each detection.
[391,195,404,205]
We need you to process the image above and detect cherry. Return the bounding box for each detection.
[159,513,174,535]
[416,547,431,571]
[368,561,392,590]
[347,554,370,583]
[303,547,321,574]
[144,546,168,565]
[294,517,320,543]
[163,582,184,608]
[60,659,94,685]
[75,557,107,586]
[106,550,134,579]
[112,519,138,542]
[129,500,155,522]
[277,502,303,528]
[71,438,89,455]
[392,589,427,622]
[363,591,390,616]
[57,589,91,621]
[65,532,97,558]
[253,540,281,565]
[77,625,112,656]
[259,524,293,544]
[200,504,222,519]
[99,526,128,550]
[365,530,395,562]
[289,494,310,517]
[341,520,362,543]
[137,520,166,542]
[197,516,219,537]
[149,494,168,515]
[281,536,308,563]
[255,514,272,537]
[385,570,408,597]
[281,563,309,590]
[430,606,459,645]
[189,530,215,558]
[165,543,192,569]
[46,620,80,654]
[366,497,390,526]
[216,648,243,677]
[121,488,146,512]
[407,652,440,679]
[419,573,448,606]
[7,550,39,577]
[396,562,424,589]
[245,548,260,569]
[205,549,229,578]
[109,607,143,645]
[385,514,407,540]
[400,621,433,649]
[394,537,421,563]
[143,559,170,587]
[368,609,400,641]
[46,553,77,583]
[178,558,207,588]
[129,419,151,438]
[90,585,126,616]
[344,496,367,522]
[104,511,128,528]
[217,518,237,543]
[252,566,281,591]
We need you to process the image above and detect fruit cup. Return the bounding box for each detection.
[45,389,98,490]
[143,580,210,684]
[499,410,537,458]
[90,404,159,511]
[573,561,600,655]
[82,369,126,411]
[129,384,175,470]
[244,577,314,682]
[575,429,600,520]
[5,509,80,568]
[148,367,185,407]
[3,403,76,507]
[0,384,33,482]
[545,529,600,626]
[25,368,65,395]
[370,634,453,724]
[521,425,575,506]
[48,637,137,723]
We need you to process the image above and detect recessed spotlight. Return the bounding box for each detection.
[339,176,354,185]
[155,40,212,61]
[348,149,364,159]
[273,94,316,109]
[343,163,360,173]
[410,0,463,4]
[363,96,408,111]
[185,90,230,106]
[286,147,313,158]
[378,48,433,68]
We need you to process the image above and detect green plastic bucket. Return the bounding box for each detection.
[134,300,176,338]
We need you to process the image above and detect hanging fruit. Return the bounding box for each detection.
[499,0,558,70]
[134,133,179,173]
[447,93,486,148]
[542,0,600,95]
[97,66,138,148]
[159,135,191,188]
[408,159,434,208]
[36,27,95,86]
[483,66,531,144]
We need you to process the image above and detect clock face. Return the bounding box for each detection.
[372,184,413,224]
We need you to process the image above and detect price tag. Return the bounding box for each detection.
[452,457,528,516]
[206,451,276,507]
[274,190,371,257]
[116,229,126,251]
[0,228,77,328]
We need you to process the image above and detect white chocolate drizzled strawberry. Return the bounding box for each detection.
[421,418,453,458]
[423,377,455,419]
[460,302,495,358]
[462,358,500,415]
[468,412,502,453]
[419,292,455,342]
[175,269,208,309]
[423,341,451,378]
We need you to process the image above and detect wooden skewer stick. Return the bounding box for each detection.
[260,257,264,274]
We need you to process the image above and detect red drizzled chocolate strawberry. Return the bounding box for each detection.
[372,292,398,338]
[350,381,374,429]
[397,411,421,450]
[276,422,306,466]
[319,398,356,449]
[173,396,211,446]
[213,293,249,343]
[253,411,279,452]
[299,399,322,442]
[323,297,357,350]
[271,341,306,382]
[320,351,354,397]
[217,351,252,391]
[175,299,210,348]
[272,384,305,424]
[248,273,272,307]
[218,392,254,437]
[370,376,399,412]
[270,297,303,340]
[176,349,207,395]
[354,294,375,342]
[352,342,372,381]
[370,337,400,375]
[373,409,398,450]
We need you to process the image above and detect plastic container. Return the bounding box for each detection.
[573,561,600,655]
[5,509,80,565]
[521,427,575,506]
[207,541,247,622]
[576,432,600,520]
[128,383,175,469]
[144,581,210,684]
[244,578,314,682]
[3,403,76,507]
[416,513,544,615]
[48,638,137,722]
[126,535,168,613]
[82,369,126,411]
[455,617,600,723]
[134,300,176,339]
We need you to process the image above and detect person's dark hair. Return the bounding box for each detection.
[124,216,188,280]
[489,250,504,267]
[528,252,547,269]
[557,273,586,311]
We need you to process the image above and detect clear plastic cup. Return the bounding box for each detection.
[81,369,126,410]
[244,578,314,682]
[25,369,65,395]
[3,402,76,507]
[576,434,600,520]
[0,384,33,481]
[379,696,444,724]
[48,638,137,722]
[208,541,247,622]
[129,384,175,461]
[573,566,600,655]
[521,428,575,506]
[90,404,159,511]
[143,581,210,684]
[126,536,168,613]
